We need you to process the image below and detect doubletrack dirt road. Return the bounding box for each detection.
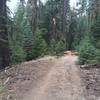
[1,55,100,100]
[22,55,84,100]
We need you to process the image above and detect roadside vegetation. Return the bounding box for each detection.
[0,0,100,68]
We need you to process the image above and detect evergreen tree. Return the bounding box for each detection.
[9,0,26,63]
[0,0,10,68]
[91,15,100,49]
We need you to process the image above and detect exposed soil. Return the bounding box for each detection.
[0,55,100,100]
[22,55,83,100]
[80,64,100,100]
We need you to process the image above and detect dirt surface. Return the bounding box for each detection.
[80,65,100,100]
[0,55,100,100]
[22,55,84,100]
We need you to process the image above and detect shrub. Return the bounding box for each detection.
[78,35,96,64]
[49,39,66,55]
[11,45,26,64]
[23,32,34,61]
[32,29,48,58]
[94,49,100,64]
[91,15,100,49]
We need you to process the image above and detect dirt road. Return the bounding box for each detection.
[21,55,84,100]
[1,55,100,100]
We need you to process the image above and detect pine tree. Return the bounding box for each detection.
[28,0,37,34]
[0,0,10,68]
[91,15,100,49]
[9,0,26,63]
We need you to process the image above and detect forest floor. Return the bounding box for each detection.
[0,54,100,100]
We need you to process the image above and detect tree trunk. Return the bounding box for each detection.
[31,0,37,33]
[61,0,69,49]
[0,0,10,69]
[61,0,68,33]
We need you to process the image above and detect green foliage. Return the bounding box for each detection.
[7,0,100,66]
[10,45,26,64]
[78,15,100,65]
[49,39,66,55]
[94,49,100,64]
[74,16,88,47]
[91,15,100,49]
[78,35,96,64]
[23,33,34,61]
[22,17,34,61]
[8,1,26,64]
[32,29,48,58]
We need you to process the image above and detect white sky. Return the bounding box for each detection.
[7,0,77,13]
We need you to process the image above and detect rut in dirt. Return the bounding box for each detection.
[22,55,84,100]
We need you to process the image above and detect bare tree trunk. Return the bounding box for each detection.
[89,0,100,22]
[31,0,37,33]
[61,0,67,33]
[61,0,69,49]
[52,17,57,39]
